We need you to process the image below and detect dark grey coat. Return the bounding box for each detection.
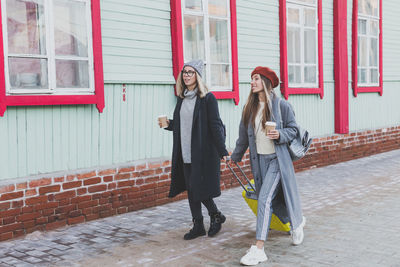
[166,92,228,202]
[231,94,303,229]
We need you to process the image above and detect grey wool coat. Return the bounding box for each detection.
[230,94,303,230]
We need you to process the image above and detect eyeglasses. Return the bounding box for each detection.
[182,70,196,77]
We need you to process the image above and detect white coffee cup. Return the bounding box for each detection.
[265,121,276,133]
[158,115,168,128]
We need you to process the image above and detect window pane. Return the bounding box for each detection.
[304,66,316,83]
[185,0,202,11]
[56,60,89,88]
[8,57,48,89]
[358,37,367,67]
[184,15,205,61]
[370,20,379,36]
[358,68,367,83]
[359,0,378,16]
[287,27,300,63]
[211,64,229,87]
[304,29,316,63]
[304,8,316,27]
[288,8,299,24]
[370,68,378,83]
[209,19,229,62]
[288,65,301,84]
[358,19,367,35]
[208,0,227,17]
[54,0,88,57]
[369,38,378,67]
[6,0,46,55]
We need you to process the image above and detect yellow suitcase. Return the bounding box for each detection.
[227,161,291,232]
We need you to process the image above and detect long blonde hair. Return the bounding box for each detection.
[175,70,209,98]
[242,75,275,130]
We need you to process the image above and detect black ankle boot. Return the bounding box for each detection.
[208,211,226,237]
[184,218,206,240]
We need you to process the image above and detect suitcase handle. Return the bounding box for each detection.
[226,158,256,193]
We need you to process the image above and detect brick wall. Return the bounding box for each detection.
[1,126,399,241]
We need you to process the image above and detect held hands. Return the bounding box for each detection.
[266,129,280,140]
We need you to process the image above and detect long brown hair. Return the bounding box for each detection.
[242,75,274,130]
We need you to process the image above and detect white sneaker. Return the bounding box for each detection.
[240,245,268,266]
[291,216,306,245]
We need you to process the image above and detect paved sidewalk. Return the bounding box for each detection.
[1,149,400,267]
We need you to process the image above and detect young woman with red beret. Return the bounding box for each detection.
[228,66,306,265]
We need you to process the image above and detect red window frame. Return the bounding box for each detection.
[0,0,105,117]
[352,0,383,97]
[279,0,324,100]
[170,0,239,105]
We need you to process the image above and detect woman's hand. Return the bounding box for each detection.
[266,129,280,140]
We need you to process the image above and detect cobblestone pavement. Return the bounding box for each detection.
[1,149,400,267]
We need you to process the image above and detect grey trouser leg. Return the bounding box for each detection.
[256,153,281,241]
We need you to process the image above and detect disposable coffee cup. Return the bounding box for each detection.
[265,121,276,133]
[158,115,168,128]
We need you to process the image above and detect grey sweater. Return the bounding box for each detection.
[180,88,198,163]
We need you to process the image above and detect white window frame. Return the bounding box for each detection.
[357,3,380,87]
[182,0,232,91]
[286,0,319,88]
[1,0,95,95]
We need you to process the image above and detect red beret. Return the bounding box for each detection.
[251,66,280,88]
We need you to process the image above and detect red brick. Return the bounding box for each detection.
[68,216,85,225]
[25,189,37,197]
[139,170,155,177]
[45,220,66,231]
[62,181,82,190]
[25,195,48,205]
[0,184,15,194]
[115,173,130,180]
[103,176,113,182]
[135,179,144,186]
[36,217,48,225]
[0,208,21,218]
[71,195,91,204]
[88,184,107,193]
[23,220,36,229]
[77,188,87,195]
[0,201,10,211]
[149,162,161,169]
[39,185,60,195]
[29,178,52,188]
[16,212,41,222]
[83,177,101,186]
[117,180,135,188]
[82,208,92,215]
[34,202,58,211]
[0,191,23,201]
[108,183,117,190]
[0,222,22,234]
[78,200,98,209]
[54,190,76,200]
[98,169,117,176]
[22,206,34,213]
[42,208,55,216]
[162,160,171,167]
[0,232,13,241]
[118,167,135,173]
[135,164,147,171]
[54,176,65,183]
[117,207,128,214]
[2,216,16,225]
[86,214,99,221]
[16,183,27,190]
[66,175,76,181]
[77,171,96,180]
[59,199,69,206]
[12,200,23,208]
[69,210,82,217]
[55,204,76,214]
[144,176,159,183]
[100,210,115,218]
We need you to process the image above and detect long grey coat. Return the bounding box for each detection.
[231,94,303,229]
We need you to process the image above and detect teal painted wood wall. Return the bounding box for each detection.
[1,0,400,181]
